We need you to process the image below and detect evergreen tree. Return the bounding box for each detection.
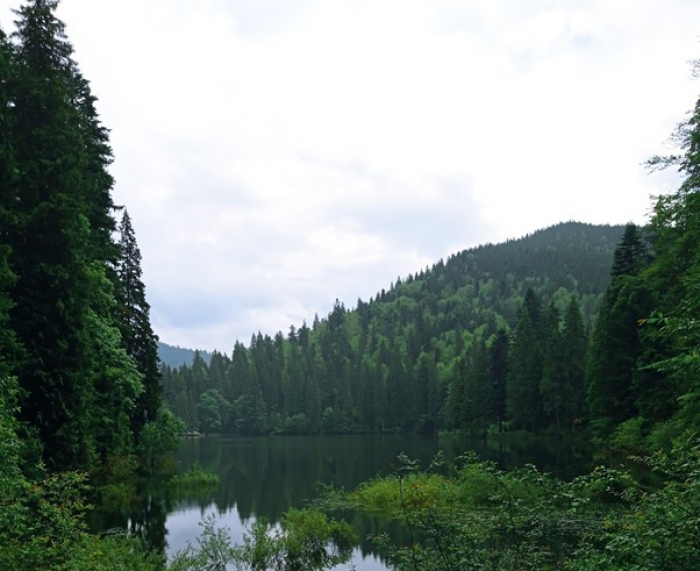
[560,297,587,429]
[539,302,564,429]
[488,329,509,433]
[116,210,161,438]
[507,293,544,431]
[466,339,491,435]
[587,224,652,435]
[72,72,118,264]
[232,341,266,434]
[8,0,103,468]
[0,27,18,381]
[445,356,467,431]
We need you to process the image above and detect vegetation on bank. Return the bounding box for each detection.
[314,437,700,571]
[170,464,220,488]
[2,0,700,569]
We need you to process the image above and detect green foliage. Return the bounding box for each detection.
[170,463,219,488]
[116,210,163,440]
[586,226,653,438]
[138,406,185,472]
[170,510,354,571]
[324,452,595,571]
[0,375,162,571]
[572,435,700,571]
[608,417,645,451]
[0,0,161,472]
[314,438,700,571]
[197,388,230,434]
[163,223,622,436]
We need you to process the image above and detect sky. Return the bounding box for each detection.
[1,0,699,352]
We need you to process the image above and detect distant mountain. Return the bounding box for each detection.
[158,342,212,368]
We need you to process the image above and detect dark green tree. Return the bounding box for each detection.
[507,293,544,431]
[8,0,103,468]
[539,301,564,430]
[560,297,587,429]
[116,210,162,438]
[197,388,230,434]
[0,27,18,381]
[641,65,700,436]
[587,224,652,436]
[465,339,491,435]
[231,341,266,434]
[488,329,509,433]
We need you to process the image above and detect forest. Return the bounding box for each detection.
[1,1,700,570]
[162,221,625,437]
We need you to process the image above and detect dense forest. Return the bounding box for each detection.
[0,0,174,474]
[162,222,625,436]
[2,1,700,570]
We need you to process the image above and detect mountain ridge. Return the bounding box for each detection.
[161,220,625,434]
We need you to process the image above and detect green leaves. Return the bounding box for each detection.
[170,510,354,571]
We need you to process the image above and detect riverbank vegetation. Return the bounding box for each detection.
[170,464,220,488]
[0,1,179,568]
[2,0,700,569]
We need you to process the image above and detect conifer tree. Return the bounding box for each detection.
[539,302,564,429]
[8,0,102,468]
[560,297,587,429]
[488,329,509,433]
[587,224,652,435]
[116,210,161,438]
[0,27,18,380]
[232,341,266,433]
[507,292,544,431]
[466,339,491,435]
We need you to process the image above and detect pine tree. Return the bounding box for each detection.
[587,224,652,435]
[232,341,266,434]
[507,293,544,431]
[72,72,118,264]
[116,210,161,438]
[539,302,564,430]
[488,329,509,433]
[0,27,18,380]
[560,297,587,429]
[8,0,101,468]
[466,339,491,435]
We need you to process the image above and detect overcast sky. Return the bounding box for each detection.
[1,0,699,352]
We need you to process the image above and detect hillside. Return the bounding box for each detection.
[162,221,624,434]
[158,342,212,368]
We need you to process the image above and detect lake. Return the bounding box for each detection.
[92,433,593,570]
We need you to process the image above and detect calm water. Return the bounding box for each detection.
[93,434,592,570]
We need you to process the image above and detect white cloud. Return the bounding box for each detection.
[1,0,698,349]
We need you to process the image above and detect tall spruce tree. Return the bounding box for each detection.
[587,224,652,435]
[507,291,544,431]
[0,27,18,381]
[539,302,564,429]
[231,341,266,433]
[488,329,509,433]
[560,297,587,429]
[116,210,161,439]
[8,0,105,468]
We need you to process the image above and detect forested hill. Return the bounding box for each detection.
[162,221,624,435]
[372,221,624,326]
[158,342,212,368]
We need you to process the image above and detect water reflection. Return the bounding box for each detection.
[91,434,592,570]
